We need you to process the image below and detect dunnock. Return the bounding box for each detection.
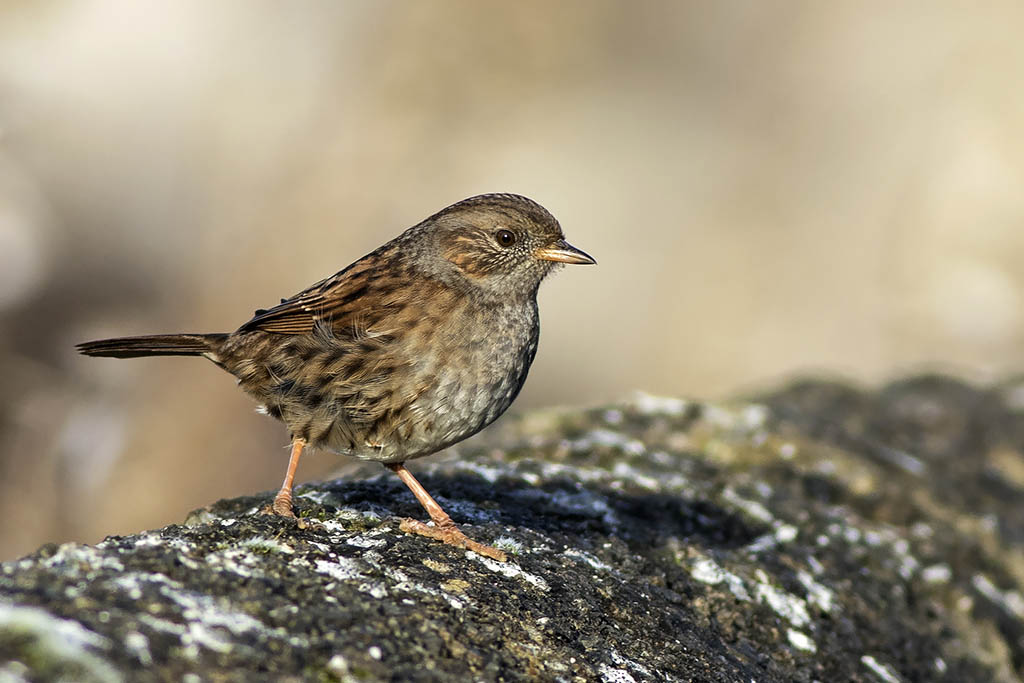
[78,194,595,561]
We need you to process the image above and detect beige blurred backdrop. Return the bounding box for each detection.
[1,1,1023,560]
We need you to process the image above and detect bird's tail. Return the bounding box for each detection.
[76,333,228,359]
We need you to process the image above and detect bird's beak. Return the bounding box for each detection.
[534,239,597,265]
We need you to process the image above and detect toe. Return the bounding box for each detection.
[397,518,507,562]
[261,502,296,518]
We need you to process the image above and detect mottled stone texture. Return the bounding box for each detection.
[3,375,1024,682]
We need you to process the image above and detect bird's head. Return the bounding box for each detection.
[417,193,595,300]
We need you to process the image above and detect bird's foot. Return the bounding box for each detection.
[259,501,325,531]
[261,492,296,518]
[398,518,507,562]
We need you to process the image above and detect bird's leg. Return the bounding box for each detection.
[386,463,507,562]
[262,438,305,517]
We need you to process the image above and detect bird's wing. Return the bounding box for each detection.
[237,238,416,336]
[238,268,371,335]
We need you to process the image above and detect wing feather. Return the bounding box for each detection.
[237,241,405,335]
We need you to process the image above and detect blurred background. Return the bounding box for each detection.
[1,1,1023,560]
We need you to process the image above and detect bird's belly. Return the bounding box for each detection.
[409,365,523,453]
[248,302,538,463]
[312,354,525,463]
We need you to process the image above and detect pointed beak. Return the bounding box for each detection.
[534,239,597,265]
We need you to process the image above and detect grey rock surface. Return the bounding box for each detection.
[2,375,1024,681]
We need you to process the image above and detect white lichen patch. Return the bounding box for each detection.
[827,521,921,581]
[202,537,298,578]
[528,485,620,528]
[611,462,661,490]
[796,570,835,613]
[787,628,816,653]
[609,650,652,678]
[885,536,919,580]
[518,471,542,485]
[326,653,353,680]
[537,461,612,484]
[116,536,199,569]
[879,447,926,476]
[688,556,751,602]
[296,489,331,504]
[110,572,304,656]
[39,543,125,577]
[320,551,465,609]
[721,487,775,524]
[745,523,799,553]
[360,582,389,600]
[318,519,349,536]
[569,429,646,457]
[563,548,612,572]
[753,570,811,628]
[910,522,934,539]
[602,409,623,425]
[702,403,764,432]
[445,461,509,484]
[377,565,463,609]
[130,534,168,549]
[205,539,301,579]
[205,549,262,579]
[314,557,365,583]
[628,392,687,417]
[972,574,1024,621]
[469,554,549,591]
[345,536,387,549]
[124,631,153,666]
[598,664,636,683]
[740,404,769,431]
[422,496,499,524]
[436,459,540,488]
[778,442,798,459]
[689,552,823,632]
[921,564,952,584]
[137,612,188,639]
[861,654,902,683]
[649,450,675,466]
[0,603,118,683]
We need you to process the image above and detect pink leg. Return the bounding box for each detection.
[387,463,507,562]
[263,439,305,517]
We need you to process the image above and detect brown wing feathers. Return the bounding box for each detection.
[239,251,394,336]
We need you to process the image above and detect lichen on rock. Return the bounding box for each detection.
[2,375,1023,681]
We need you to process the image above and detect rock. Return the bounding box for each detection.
[2,375,1024,681]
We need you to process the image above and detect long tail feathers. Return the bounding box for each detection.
[76,333,227,359]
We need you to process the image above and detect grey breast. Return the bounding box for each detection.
[389,297,540,462]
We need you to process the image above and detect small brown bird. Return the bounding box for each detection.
[78,194,594,561]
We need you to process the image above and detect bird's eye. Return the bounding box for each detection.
[495,229,516,247]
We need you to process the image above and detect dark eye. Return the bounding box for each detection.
[495,229,516,247]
